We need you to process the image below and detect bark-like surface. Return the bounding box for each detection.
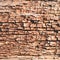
[0,0,60,59]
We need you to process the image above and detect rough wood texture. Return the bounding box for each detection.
[0,0,60,60]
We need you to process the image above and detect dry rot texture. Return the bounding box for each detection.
[0,0,60,59]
